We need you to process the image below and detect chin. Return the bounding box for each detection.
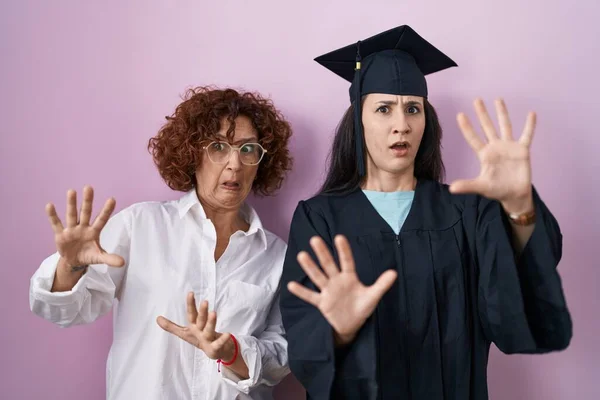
[385,160,414,175]
[218,189,250,206]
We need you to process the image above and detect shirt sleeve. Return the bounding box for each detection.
[475,186,572,354]
[29,207,132,328]
[220,291,290,393]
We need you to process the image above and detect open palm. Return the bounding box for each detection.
[157,293,233,360]
[288,235,397,344]
[46,186,125,268]
[450,98,535,210]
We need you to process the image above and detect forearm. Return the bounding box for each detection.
[51,257,86,292]
[501,191,535,255]
[509,221,535,254]
[220,335,249,379]
[224,354,249,380]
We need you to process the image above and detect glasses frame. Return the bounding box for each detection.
[201,140,268,166]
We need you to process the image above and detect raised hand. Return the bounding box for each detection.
[288,235,397,346]
[157,293,235,361]
[46,186,124,292]
[450,98,535,214]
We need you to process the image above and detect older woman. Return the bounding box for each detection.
[29,87,293,400]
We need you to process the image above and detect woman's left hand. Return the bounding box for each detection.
[449,98,535,214]
[157,292,235,361]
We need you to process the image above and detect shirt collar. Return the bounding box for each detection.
[177,190,268,249]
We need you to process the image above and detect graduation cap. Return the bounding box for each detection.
[314,25,458,176]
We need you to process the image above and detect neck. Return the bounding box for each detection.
[361,166,416,192]
[197,195,248,237]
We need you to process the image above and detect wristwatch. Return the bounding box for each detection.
[507,209,536,226]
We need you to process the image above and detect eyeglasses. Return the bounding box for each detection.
[202,141,267,166]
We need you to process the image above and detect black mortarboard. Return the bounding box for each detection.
[315,25,458,176]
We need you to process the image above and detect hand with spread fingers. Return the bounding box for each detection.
[450,98,536,215]
[45,185,125,292]
[157,293,236,362]
[287,235,397,346]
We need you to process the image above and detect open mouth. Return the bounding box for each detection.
[390,141,410,150]
[222,181,241,190]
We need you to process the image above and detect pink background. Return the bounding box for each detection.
[1,1,598,399]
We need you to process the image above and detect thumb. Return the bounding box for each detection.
[369,269,397,301]
[449,178,487,195]
[99,252,126,267]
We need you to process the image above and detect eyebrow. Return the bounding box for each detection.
[214,135,258,144]
[376,100,423,106]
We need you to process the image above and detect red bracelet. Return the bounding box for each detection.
[217,334,238,372]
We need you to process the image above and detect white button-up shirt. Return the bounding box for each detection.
[29,190,290,400]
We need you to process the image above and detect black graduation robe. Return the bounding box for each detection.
[279,179,572,400]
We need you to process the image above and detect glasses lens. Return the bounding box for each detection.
[239,143,264,165]
[206,142,231,163]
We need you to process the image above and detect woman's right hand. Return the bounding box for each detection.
[45,186,125,292]
[287,235,397,347]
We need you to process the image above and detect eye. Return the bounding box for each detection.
[376,105,390,114]
[240,144,257,153]
[210,142,227,152]
[406,105,421,114]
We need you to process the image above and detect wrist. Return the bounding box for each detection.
[59,257,88,274]
[219,334,239,365]
[224,337,236,362]
[501,191,534,215]
[52,258,87,292]
[333,330,356,347]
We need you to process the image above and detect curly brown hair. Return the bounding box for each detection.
[148,86,293,196]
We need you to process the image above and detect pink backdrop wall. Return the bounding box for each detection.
[1,1,598,399]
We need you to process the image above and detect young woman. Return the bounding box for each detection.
[280,25,571,400]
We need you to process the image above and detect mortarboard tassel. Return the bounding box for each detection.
[353,40,366,177]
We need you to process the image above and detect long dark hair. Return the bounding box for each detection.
[319,99,445,195]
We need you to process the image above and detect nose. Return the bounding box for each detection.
[392,112,410,135]
[226,149,243,171]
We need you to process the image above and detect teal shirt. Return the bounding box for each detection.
[362,190,415,234]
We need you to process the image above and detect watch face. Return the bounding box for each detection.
[509,211,536,226]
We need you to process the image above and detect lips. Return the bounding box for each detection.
[390,141,410,157]
[222,180,241,190]
[390,141,409,150]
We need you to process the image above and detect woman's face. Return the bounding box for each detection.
[195,115,260,211]
[361,93,426,177]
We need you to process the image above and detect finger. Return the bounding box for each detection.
[204,311,217,337]
[91,197,116,231]
[495,98,513,140]
[211,332,231,350]
[456,113,485,152]
[519,111,537,148]
[449,178,488,195]
[45,203,64,234]
[334,235,356,273]
[297,251,328,290]
[474,98,499,142]
[156,316,186,339]
[66,189,78,228]
[196,300,209,331]
[79,186,94,225]
[98,252,125,267]
[287,281,320,307]
[187,292,198,325]
[310,236,340,277]
[369,270,398,300]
